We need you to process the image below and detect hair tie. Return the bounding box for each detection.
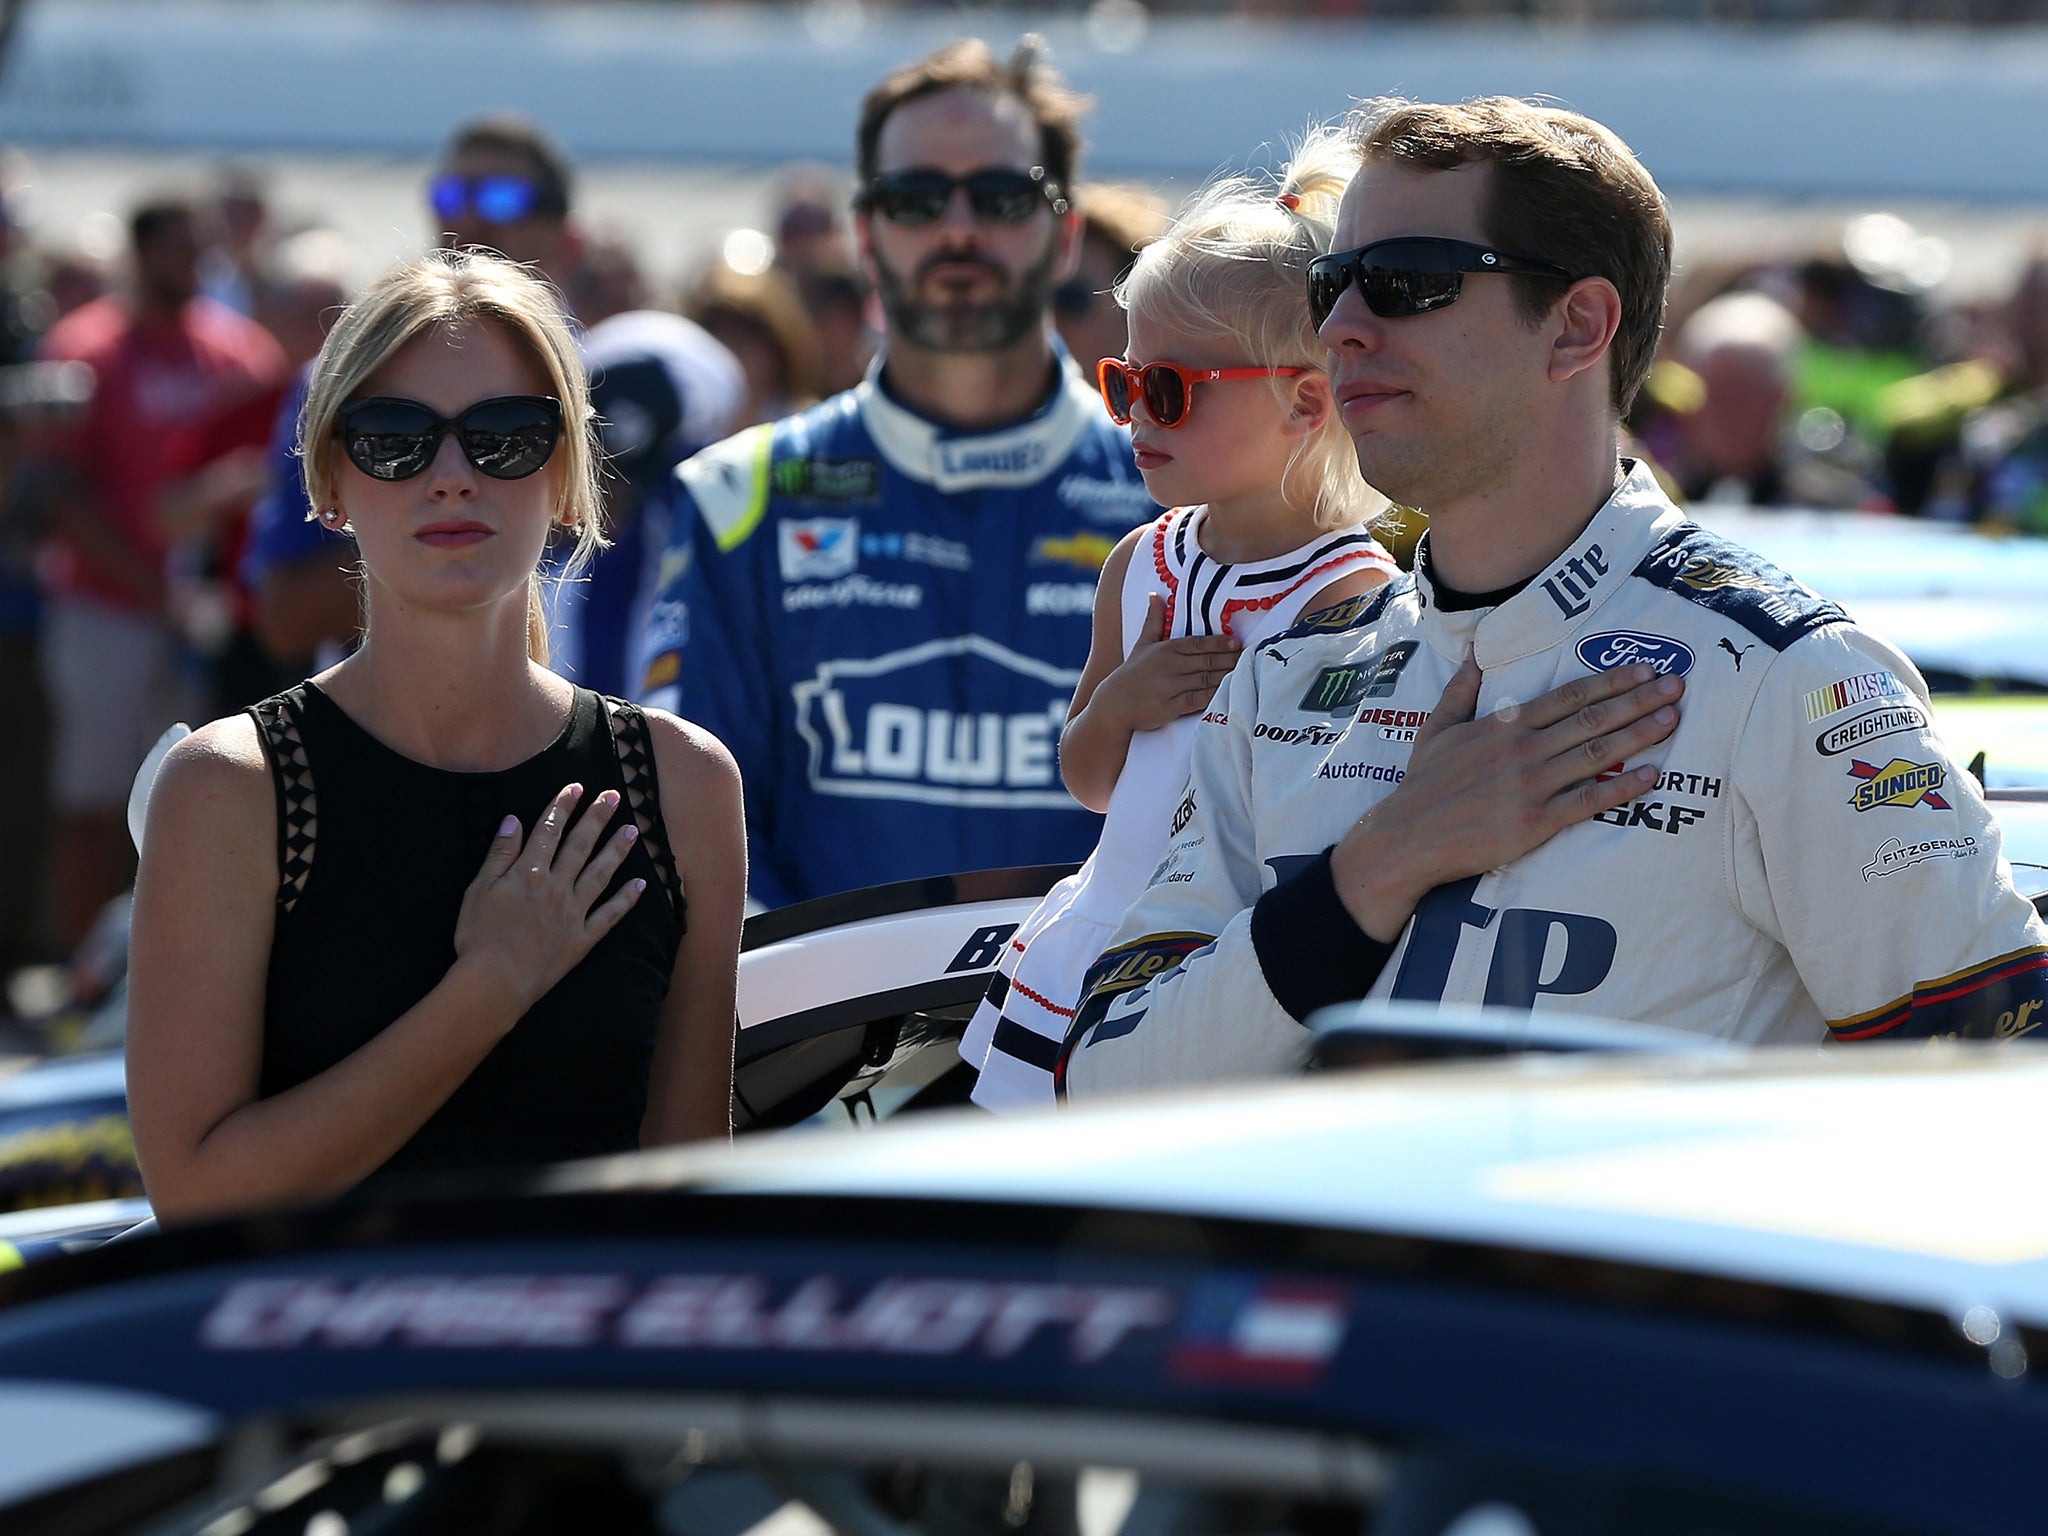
[1275,192,1301,212]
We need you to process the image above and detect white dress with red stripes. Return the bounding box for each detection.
[961,505,1397,1111]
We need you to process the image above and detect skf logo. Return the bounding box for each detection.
[1575,629,1694,678]
[1593,799,1708,834]
[1541,541,1609,618]
[1031,531,1118,571]
[1846,757,1950,812]
[779,517,859,581]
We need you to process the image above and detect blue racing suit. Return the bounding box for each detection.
[639,353,1159,908]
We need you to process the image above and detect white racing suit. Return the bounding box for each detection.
[1060,465,2048,1097]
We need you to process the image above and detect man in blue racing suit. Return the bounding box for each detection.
[640,38,1157,907]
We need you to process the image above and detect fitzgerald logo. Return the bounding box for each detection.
[1846,757,1951,812]
[1861,835,1977,881]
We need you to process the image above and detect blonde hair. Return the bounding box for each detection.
[300,248,603,664]
[1117,125,1386,532]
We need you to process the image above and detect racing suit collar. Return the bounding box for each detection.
[1413,459,1686,668]
[856,343,1105,494]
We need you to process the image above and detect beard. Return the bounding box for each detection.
[873,242,1057,353]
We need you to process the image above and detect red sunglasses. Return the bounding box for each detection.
[1096,357,1308,429]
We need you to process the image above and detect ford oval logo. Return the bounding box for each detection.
[1575,629,1695,677]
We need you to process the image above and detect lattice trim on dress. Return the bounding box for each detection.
[250,689,319,912]
[604,696,684,915]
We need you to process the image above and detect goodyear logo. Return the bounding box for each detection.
[1805,670,1909,723]
[1030,531,1118,572]
[1846,757,1951,813]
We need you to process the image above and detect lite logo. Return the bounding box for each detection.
[1541,542,1609,619]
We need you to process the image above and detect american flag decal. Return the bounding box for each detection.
[1169,1275,1349,1386]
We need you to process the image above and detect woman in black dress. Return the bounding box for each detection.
[127,249,743,1222]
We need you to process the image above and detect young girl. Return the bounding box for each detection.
[126,251,744,1222]
[962,130,1396,1111]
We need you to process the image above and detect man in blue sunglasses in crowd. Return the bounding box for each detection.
[638,37,1158,909]
[1063,96,2048,1095]
[241,114,742,696]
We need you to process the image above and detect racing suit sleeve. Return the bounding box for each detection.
[636,426,796,910]
[1733,623,2048,1041]
[1058,659,1395,1098]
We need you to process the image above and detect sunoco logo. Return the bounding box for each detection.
[1815,703,1928,756]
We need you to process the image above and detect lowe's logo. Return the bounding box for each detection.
[1575,629,1695,678]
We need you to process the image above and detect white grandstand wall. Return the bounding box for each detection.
[0,2,2043,199]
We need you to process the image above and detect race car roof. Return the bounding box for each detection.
[563,1046,2048,1327]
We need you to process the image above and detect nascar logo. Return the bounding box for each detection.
[1846,757,1950,812]
[1805,670,1908,723]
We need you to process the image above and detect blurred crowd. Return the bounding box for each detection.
[0,123,2045,1019]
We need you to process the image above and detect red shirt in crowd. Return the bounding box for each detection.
[38,294,284,612]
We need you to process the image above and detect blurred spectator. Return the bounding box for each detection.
[0,362,91,988]
[797,261,873,395]
[35,194,285,952]
[1054,181,1168,377]
[1673,290,1890,509]
[254,228,351,371]
[769,163,855,281]
[199,163,273,318]
[43,247,111,321]
[1914,253,2048,532]
[565,230,648,327]
[685,262,822,427]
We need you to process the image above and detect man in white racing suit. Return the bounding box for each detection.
[1061,98,2048,1096]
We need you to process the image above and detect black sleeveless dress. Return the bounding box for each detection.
[248,682,686,1178]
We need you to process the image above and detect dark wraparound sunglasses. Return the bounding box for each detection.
[859,166,1068,227]
[428,173,562,226]
[336,395,563,482]
[1097,358,1307,430]
[1306,237,1578,329]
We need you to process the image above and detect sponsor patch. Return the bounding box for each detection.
[790,636,1080,809]
[770,457,880,504]
[1540,540,1610,618]
[1999,1000,2046,1039]
[1057,473,1156,524]
[1363,641,1418,698]
[1171,788,1196,836]
[1201,710,1228,726]
[1030,531,1119,571]
[1592,799,1710,834]
[1317,760,1405,784]
[1298,663,1371,715]
[1253,721,1350,748]
[862,530,971,571]
[1861,835,1978,882]
[1575,629,1695,678]
[1358,706,1427,743]
[1805,670,1909,723]
[1846,757,1951,812]
[1293,595,1374,632]
[1025,581,1096,617]
[1675,556,1781,596]
[1816,703,1929,756]
[783,576,922,611]
[778,516,859,581]
[1082,934,1214,1002]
